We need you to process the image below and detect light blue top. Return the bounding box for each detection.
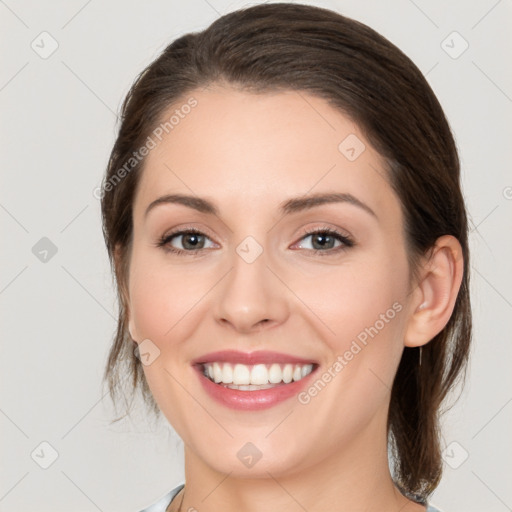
[139,484,184,512]
[138,483,444,511]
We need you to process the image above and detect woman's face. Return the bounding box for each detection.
[126,86,414,477]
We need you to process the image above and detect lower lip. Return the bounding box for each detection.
[194,365,317,411]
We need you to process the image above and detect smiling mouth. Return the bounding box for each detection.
[199,361,317,390]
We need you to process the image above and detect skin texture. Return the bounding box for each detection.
[122,86,463,512]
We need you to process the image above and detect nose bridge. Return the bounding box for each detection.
[213,233,288,332]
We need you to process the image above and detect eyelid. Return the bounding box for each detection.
[158,223,219,243]
[293,224,353,244]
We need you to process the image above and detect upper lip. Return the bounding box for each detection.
[191,350,318,366]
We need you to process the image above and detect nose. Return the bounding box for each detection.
[212,244,289,334]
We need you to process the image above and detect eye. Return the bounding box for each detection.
[156,226,354,256]
[293,227,354,255]
[156,227,216,255]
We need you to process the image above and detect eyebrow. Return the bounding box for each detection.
[144,192,377,219]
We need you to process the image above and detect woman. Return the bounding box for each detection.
[100,3,471,511]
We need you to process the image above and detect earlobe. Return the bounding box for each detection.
[404,235,464,348]
[128,317,138,344]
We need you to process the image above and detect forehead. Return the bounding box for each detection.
[133,86,399,222]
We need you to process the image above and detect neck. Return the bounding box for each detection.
[175,407,425,512]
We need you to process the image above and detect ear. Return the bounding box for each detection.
[404,235,464,348]
[114,244,139,344]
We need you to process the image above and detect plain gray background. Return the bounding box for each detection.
[1,1,511,510]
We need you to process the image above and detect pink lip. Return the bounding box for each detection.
[191,350,319,411]
[191,350,318,366]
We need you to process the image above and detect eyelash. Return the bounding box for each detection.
[155,226,355,257]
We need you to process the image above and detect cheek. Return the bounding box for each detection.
[292,251,410,416]
[127,251,199,427]
[290,256,408,439]
[295,253,409,350]
[128,249,206,342]
[129,271,171,342]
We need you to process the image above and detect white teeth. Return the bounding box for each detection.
[222,363,233,384]
[213,362,222,383]
[233,364,250,385]
[251,364,269,385]
[268,363,282,384]
[282,364,293,383]
[202,362,314,386]
[223,383,276,390]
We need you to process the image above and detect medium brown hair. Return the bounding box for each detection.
[100,2,471,502]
